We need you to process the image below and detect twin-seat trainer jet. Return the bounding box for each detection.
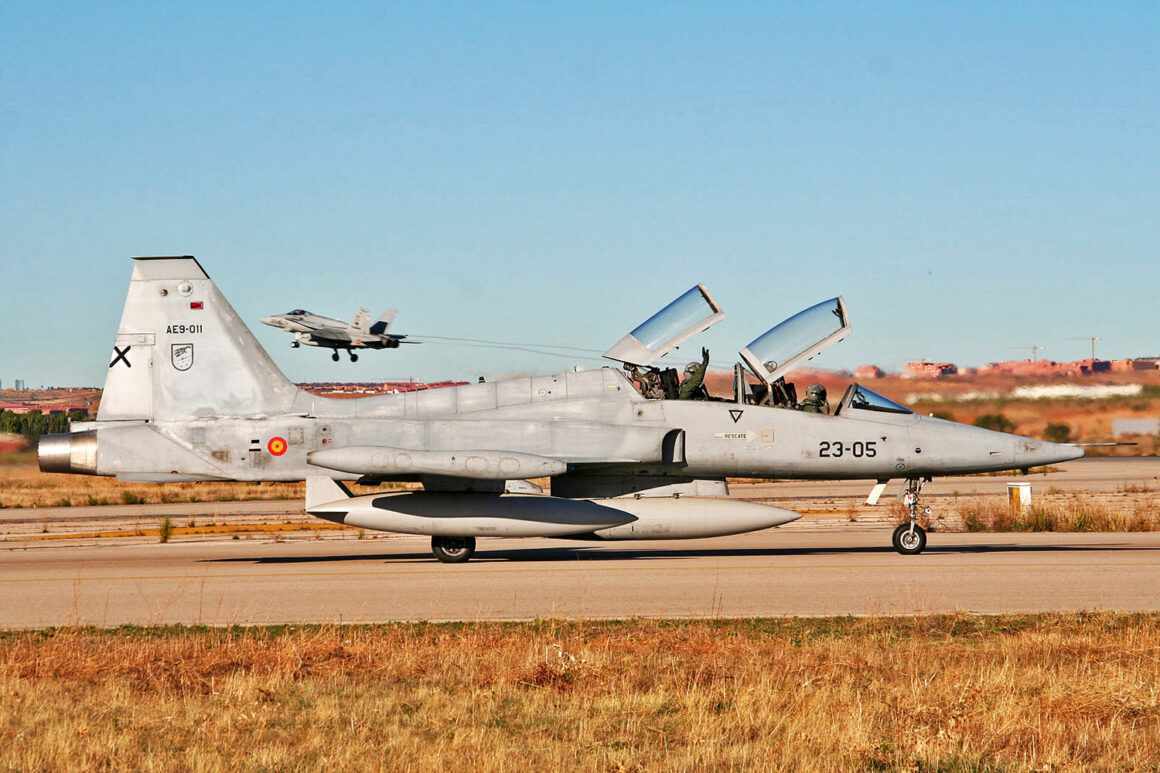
[39,256,1082,562]
[261,307,414,361]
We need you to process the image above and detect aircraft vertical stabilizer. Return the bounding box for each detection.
[351,307,371,332]
[97,256,299,422]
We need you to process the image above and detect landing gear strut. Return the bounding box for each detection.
[431,535,476,563]
[892,477,930,555]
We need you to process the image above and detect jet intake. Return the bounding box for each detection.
[38,431,99,475]
[308,446,566,480]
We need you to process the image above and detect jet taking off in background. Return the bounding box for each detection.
[39,257,1083,563]
[261,307,415,361]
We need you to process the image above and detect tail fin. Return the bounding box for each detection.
[97,257,299,422]
[351,307,371,332]
[369,308,397,336]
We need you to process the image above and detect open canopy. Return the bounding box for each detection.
[604,284,725,367]
[739,296,851,386]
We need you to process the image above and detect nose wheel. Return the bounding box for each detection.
[894,477,930,555]
[431,535,476,563]
[331,350,340,362]
[349,351,359,362]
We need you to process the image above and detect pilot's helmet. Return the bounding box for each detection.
[685,362,699,374]
[806,383,827,399]
[763,360,776,372]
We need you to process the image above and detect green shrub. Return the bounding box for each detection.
[974,414,1015,433]
[1043,423,1072,443]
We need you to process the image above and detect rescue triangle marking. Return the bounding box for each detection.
[729,409,744,423]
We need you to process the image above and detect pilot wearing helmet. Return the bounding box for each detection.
[678,347,710,400]
[800,383,830,414]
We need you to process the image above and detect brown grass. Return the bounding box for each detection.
[2,616,1160,769]
[958,499,1159,533]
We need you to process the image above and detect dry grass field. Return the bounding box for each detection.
[2,615,1158,770]
[954,498,1159,533]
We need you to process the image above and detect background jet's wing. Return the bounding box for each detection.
[351,307,372,332]
[308,327,353,344]
[369,308,398,336]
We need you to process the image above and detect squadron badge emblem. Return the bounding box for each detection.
[171,343,194,372]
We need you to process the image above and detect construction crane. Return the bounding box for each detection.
[1069,336,1101,360]
[1010,345,1046,361]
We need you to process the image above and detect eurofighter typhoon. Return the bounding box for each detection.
[39,257,1083,562]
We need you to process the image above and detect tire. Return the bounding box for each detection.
[431,536,476,564]
[331,352,340,362]
[892,523,926,555]
[350,353,359,362]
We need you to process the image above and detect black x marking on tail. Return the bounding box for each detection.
[110,345,131,368]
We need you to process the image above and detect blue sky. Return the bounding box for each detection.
[2,3,1157,387]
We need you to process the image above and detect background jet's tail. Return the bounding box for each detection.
[98,256,299,422]
[351,307,372,332]
[369,308,398,336]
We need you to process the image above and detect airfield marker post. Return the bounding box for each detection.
[1007,482,1032,516]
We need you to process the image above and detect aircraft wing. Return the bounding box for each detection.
[307,327,353,344]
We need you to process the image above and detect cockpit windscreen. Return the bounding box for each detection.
[849,384,912,415]
[287,309,308,316]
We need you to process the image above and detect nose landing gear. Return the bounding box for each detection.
[893,477,930,555]
[349,351,359,362]
[331,350,340,362]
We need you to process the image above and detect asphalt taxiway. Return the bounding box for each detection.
[3,530,1158,628]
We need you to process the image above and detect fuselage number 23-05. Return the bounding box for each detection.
[818,440,877,458]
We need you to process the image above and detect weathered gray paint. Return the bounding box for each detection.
[44,257,1083,545]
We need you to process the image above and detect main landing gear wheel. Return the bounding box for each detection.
[349,352,359,362]
[894,477,931,555]
[892,523,927,555]
[431,536,476,563]
[331,351,340,362]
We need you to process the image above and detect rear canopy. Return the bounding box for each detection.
[603,284,725,368]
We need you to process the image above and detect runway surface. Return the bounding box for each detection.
[3,529,1159,628]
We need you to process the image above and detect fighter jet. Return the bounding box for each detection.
[260,307,414,361]
[39,257,1083,562]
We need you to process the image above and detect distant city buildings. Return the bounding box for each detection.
[852,356,1160,381]
[903,361,958,379]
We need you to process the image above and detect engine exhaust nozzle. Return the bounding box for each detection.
[38,431,99,475]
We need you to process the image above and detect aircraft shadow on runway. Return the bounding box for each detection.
[202,541,1160,565]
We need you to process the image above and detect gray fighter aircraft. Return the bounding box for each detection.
[39,257,1083,562]
[260,307,414,361]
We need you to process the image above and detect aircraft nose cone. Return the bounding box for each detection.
[1014,438,1085,468]
[260,315,278,326]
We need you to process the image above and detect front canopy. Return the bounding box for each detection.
[739,296,851,386]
